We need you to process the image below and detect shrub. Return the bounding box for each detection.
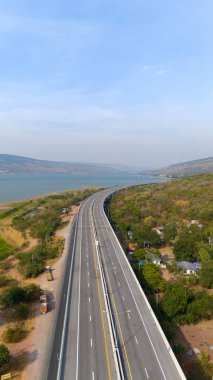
[0,260,13,270]
[141,263,165,292]
[133,248,146,260]
[0,275,8,288]
[24,284,40,302]
[0,344,10,374]
[2,286,28,307]
[0,238,13,261]
[14,303,30,320]
[173,343,186,354]
[3,324,28,343]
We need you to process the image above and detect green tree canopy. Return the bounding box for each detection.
[161,283,189,319]
[187,291,213,321]
[199,248,213,288]
[0,344,10,374]
[173,233,197,261]
[142,263,164,292]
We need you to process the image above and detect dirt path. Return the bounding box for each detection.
[19,205,79,380]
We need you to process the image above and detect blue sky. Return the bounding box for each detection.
[0,0,213,167]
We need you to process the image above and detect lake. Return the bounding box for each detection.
[0,172,164,203]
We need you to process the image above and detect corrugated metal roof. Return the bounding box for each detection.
[176,261,201,271]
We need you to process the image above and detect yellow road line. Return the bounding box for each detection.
[101,250,134,380]
[90,226,112,380]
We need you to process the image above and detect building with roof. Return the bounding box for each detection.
[176,261,201,275]
[145,253,161,266]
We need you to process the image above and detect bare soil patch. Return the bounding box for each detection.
[159,245,175,259]
[174,320,213,373]
[160,267,176,282]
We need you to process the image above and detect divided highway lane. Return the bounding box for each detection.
[47,192,117,380]
[92,191,185,380]
[47,188,185,380]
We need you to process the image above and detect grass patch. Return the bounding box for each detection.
[0,259,13,270]
[13,303,30,320]
[0,275,8,288]
[0,238,13,260]
[0,201,32,220]
[3,323,28,343]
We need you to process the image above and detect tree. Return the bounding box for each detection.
[187,291,213,321]
[144,216,155,227]
[0,344,10,374]
[199,248,213,288]
[14,303,29,320]
[173,234,196,261]
[161,283,189,319]
[2,287,27,307]
[198,352,213,377]
[142,263,165,292]
[133,248,146,260]
[164,223,178,243]
[137,226,161,248]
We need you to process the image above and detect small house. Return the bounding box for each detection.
[176,261,201,275]
[145,253,161,266]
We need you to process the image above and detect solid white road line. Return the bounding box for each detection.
[76,212,83,380]
[92,371,95,380]
[101,208,167,380]
[145,367,149,378]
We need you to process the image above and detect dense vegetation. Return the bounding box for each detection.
[8,188,99,277]
[0,238,13,261]
[109,174,213,379]
[0,187,100,375]
[0,344,10,374]
[109,174,213,288]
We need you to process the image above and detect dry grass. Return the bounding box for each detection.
[0,226,25,247]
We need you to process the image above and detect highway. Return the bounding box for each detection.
[46,188,186,380]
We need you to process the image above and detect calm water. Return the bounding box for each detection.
[0,172,164,203]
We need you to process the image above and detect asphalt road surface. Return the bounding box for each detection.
[46,188,185,380]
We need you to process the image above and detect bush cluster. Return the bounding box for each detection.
[161,284,213,324]
[3,324,28,343]
[1,284,40,307]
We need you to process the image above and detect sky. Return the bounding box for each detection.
[0,0,213,168]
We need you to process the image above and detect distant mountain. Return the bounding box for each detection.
[139,157,213,178]
[0,154,124,174]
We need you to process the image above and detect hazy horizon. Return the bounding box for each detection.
[0,1,213,166]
